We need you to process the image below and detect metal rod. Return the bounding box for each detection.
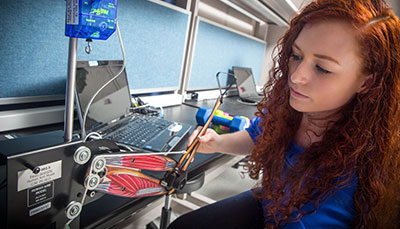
[160,194,172,229]
[64,37,78,142]
[164,194,172,209]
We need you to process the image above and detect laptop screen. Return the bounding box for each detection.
[75,60,132,131]
[232,67,258,97]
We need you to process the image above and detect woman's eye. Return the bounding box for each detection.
[316,65,331,74]
[290,54,302,61]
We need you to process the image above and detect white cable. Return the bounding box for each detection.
[116,142,135,152]
[72,133,81,139]
[84,131,103,142]
[81,21,126,139]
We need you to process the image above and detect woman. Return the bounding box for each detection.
[170,0,400,228]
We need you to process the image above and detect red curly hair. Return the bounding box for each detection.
[248,0,400,228]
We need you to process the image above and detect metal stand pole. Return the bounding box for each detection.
[159,194,172,229]
[64,38,78,142]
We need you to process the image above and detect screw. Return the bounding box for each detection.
[92,158,106,172]
[89,177,98,187]
[95,159,104,170]
[74,146,91,165]
[66,201,82,220]
[79,151,89,161]
[70,206,79,216]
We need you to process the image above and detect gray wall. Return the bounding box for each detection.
[387,0,400,16]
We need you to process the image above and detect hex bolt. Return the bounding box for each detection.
[95,159,104,170]
[79,151,88,161]
[89,177,98,187]
[70,206,79,216]
[74,146,91,165]
[92,158,106,173]
[85,174,101,190]
[66,201,82,220]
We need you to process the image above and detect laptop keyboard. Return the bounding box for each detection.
[104,115,173,148]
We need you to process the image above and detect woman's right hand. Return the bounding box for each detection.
[186,126,222,154]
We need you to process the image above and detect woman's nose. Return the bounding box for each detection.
[290,62,311,85]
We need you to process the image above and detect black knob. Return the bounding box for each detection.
[24,163,40,174]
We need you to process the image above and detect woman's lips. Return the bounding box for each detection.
[290,87,309,98]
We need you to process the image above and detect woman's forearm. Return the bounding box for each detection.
[216,130,255,155]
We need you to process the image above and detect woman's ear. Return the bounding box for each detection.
[357,74,373,94]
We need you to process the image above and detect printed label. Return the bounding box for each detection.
[27,181,54,207]
[29,202,51,217]
[17,160,62,192]
[66,0,79,25]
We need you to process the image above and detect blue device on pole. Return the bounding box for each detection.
[65,0,118,40]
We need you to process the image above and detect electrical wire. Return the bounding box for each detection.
[84,131,102,142]
[116,142,135,152]
[81,21,126,139]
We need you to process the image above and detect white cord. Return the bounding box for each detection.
[81,21,127,139]
[84,132,102,142]
[72,133,81,139]
[116,142,135,152]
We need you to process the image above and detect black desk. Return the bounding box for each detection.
[0,96,257,229]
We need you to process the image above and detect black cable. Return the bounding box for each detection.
[182,102,200,109]
[216,72,237,103]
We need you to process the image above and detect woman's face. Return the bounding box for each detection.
[288,20,368,114]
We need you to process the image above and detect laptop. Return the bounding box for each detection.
[232,66,263,104]
[75,60,191,152]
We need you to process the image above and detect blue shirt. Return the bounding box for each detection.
[246,117,357,228]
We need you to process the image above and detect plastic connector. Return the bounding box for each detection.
[161,170,187,191]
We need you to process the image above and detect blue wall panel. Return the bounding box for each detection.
[0,0,67,98]
[0,0,188,100]
[189,19,266,89]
